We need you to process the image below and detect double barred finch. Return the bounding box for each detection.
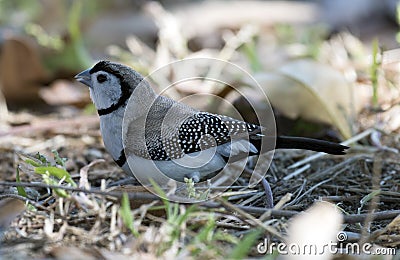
[76,61,348,183]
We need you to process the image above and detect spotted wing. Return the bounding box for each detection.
[177,112,261,157]
[142,111,261,161]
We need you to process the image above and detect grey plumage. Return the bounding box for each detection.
[75,60,348,183]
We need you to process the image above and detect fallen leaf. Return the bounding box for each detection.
[0,198,26,237]
[248,59,358,139]
[0,35,49,104]
[39,80,90,106]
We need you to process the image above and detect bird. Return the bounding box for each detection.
[75,61,348,184]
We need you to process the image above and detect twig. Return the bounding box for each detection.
[201,202,400,224]
[283,164,310,180]
[284,179,306,207]
[215,222,250,230]
[3,182,398,225]
[359,153,383,245]
[370,130,399,153]
[321,195,360,202]
[79,159,105,189]
[323,185,400,197]
[237,192,263,206]
[215,197,283,239]
[307,156,359,181]
[259,193,292,222]
[286,178,332,207]
[0,181,159,201]
[343,211,400,224]
[367,215,400,242]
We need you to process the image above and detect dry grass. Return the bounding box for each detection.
[0,112,399,258]
[1,2,400,259]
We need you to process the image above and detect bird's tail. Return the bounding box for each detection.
[275,136,348,155]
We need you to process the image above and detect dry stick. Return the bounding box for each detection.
[2,182,399,224]
[259,193,292,222]
[307,155,365,182]
[228,190,259,200]
[215,197,283,239]
[321,195,361,202]
[286,178,332,206]
[202,201,300,219]
[79,159,105,189]
[215,222,250,230]
[0,181,159,201]
[283,164,310,181]
[342,211,400,224]
[282,179,306,208]
[323,185,400,197]
[238,192,263,206]
[368,215,400,242]
[370,130,399,153]
[201,202,400,224]
[360,153,383,245]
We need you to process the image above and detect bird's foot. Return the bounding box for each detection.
[185,172,201,183]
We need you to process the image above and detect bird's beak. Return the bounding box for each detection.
[75,69,92,88]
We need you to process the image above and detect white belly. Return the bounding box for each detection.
[126,149,226,184]
[123,139,257,184]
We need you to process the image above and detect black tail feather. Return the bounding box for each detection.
[275,136,348,155]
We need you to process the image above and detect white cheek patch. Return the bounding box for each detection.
[90,72,122,110]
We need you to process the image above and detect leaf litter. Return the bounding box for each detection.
[0,2,400,259]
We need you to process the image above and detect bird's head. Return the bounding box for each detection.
[75,61,144,112]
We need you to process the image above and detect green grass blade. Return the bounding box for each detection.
[15,168,27,197]
[119,193,139,237]
[229,229,262,259]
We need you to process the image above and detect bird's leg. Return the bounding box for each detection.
[185,171,201,183]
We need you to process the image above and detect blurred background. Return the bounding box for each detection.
[1,1,400,258]
[1,0,400,143]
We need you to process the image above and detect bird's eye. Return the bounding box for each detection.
[96,74,107,83]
